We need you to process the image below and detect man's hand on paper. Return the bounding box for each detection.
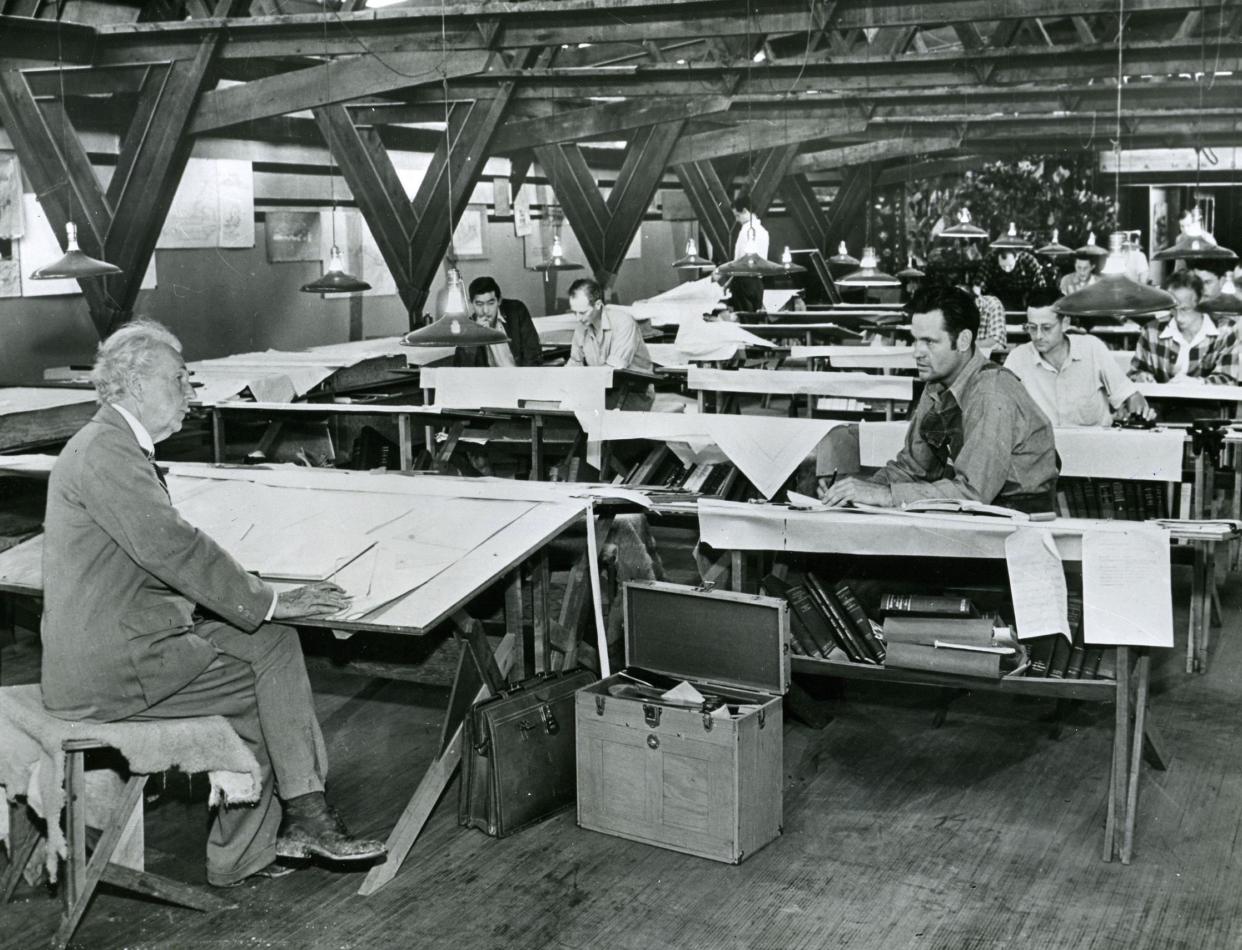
[274,582,353,619]
[1118,391,1156,422]
[818,476,894,508]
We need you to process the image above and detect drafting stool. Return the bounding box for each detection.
[0,687,239,949]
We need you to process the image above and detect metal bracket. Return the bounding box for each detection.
[643,703,662,728]
[595,694,606,716]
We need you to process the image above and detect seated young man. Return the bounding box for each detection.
[820,286,1059,513]
[1130,270,1242,385]
[454,276,542,367]
[566,277,654,410]
[1004,287,1153,426]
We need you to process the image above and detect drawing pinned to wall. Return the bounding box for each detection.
[493,178,512,217]
[0,154,22,238]
[157,158,254,249]
[452,205,487,259]
[513,188,533,237]
[265,211,322,262]
[19,193,155,297]
[359,217,398,297]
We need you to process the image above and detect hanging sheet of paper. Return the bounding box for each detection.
[1005,527,1070,642]
[1081,524,1173,647]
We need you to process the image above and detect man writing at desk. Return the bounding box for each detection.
[567,277,655,410]
[41,321,385,887]
[1004,287,1154,426]
[454,276,542,367]
[820,286,1059,513]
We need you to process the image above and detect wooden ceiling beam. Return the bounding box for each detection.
[488,95,732,153]
[792,136,961,173]
[188,49,493,133]
[671,159,733,263]
[533,142,610,278]
[744,145,800,218]
[667,118,868,165]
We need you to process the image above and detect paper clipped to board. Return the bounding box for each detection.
[1081,526,1173,648]
[1005,527,1070,643]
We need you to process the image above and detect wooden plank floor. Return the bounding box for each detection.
[3,566,1240,950]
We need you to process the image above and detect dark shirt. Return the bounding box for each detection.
[454,298,542,367]
[869,352,1059,510]
[978,251,1051,311]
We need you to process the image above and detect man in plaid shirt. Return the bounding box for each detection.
[1129,271,1242,385]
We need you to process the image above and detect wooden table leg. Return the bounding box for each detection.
[358,633,516,897]
[397,414,413,471]
[531,552,551,674]
[505,570,527,680]
[1121,652,1150,864]
[1188,542,1206,673]
[210,409,226,464]
[0,804,40,902]
[1106,647,1131,862]
[530,416,544,481]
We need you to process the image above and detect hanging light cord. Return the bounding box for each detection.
[1112,0,1124,221]
[441,0,456,265]
[323,14,340,252]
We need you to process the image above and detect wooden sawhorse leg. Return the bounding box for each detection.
[56,741,231,949]
[0,802,41,901]
[1103,651,1166,865]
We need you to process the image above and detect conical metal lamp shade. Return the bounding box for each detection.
[30,221,122,280]
[402,315,508,347]
[1054,233,1175,317]
[828,241,858,267]
[717,252,787,278]
[1036,229,1074,257]
[938,208,988,241]
[301,246,371,294]
[1073,232,1108,260]
[837,247,900,288]
[989,222,1031,251]
[897,255,925,279]
[778,247,806,274]
[672,239,715,270]
[1151,234,1238,262]
[1202,275,1242,314]
[530,235,583,272]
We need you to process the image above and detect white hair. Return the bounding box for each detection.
[90,319,183,405]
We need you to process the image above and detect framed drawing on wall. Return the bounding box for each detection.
[453,205,488,259]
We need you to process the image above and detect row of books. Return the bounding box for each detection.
[1055,477,1173,521]
[623,445,752,499]
[761,573,886,665]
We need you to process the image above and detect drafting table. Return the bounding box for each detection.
[736,322,865,347]
[0,387,97,452]
[789,345,916,371]
[0,459,644,895]
[686,367,914,419]
[696,497,1172,865]
[857,419,1237,672]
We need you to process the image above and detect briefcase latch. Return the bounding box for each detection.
[595,695,606,716]
[643,703,662,728]
[539,703,560,736]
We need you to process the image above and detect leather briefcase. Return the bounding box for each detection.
[459,668,596,838]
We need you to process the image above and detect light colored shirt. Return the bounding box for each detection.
[111,403,279,621]
[483,312,516,368]
[1004,334,1138,427]
[567,305,653,373]
[1060,272,1098,296]
[734,215,770,260]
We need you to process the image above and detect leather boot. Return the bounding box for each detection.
[276,792,387,862]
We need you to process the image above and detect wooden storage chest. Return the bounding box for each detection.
[575,581,790,863]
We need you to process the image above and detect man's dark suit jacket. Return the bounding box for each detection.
[454,298,543,367]
[41,404,273,721]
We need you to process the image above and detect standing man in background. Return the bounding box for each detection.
[722,194,769,314]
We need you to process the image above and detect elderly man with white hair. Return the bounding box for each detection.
[40,319,385,887]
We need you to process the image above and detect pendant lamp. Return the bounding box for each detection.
[989,222,1031,252]
[402,267,508,347]
[837,246,900,288]
[938,208,988,241]
[717,252,788,279]
[301,244,371,294]
[828,241,859,267]
[778,246,806,274]
[1202,273,1242,314]
[672,237,716,270]
[1073,232,1108,260]
[30,221,122,280]
[530,234,584,274]
[1151,218,1238,262]
[897,255,925,280]
[1054,232,1176,318]
[1036,228,1074,257]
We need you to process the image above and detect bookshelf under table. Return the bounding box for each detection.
[696,499,1172,865]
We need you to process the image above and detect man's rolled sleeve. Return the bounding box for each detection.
[604,314,640,370]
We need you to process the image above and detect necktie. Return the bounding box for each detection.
[145,451,170,498]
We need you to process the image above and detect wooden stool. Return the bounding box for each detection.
[5,738,234,949]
